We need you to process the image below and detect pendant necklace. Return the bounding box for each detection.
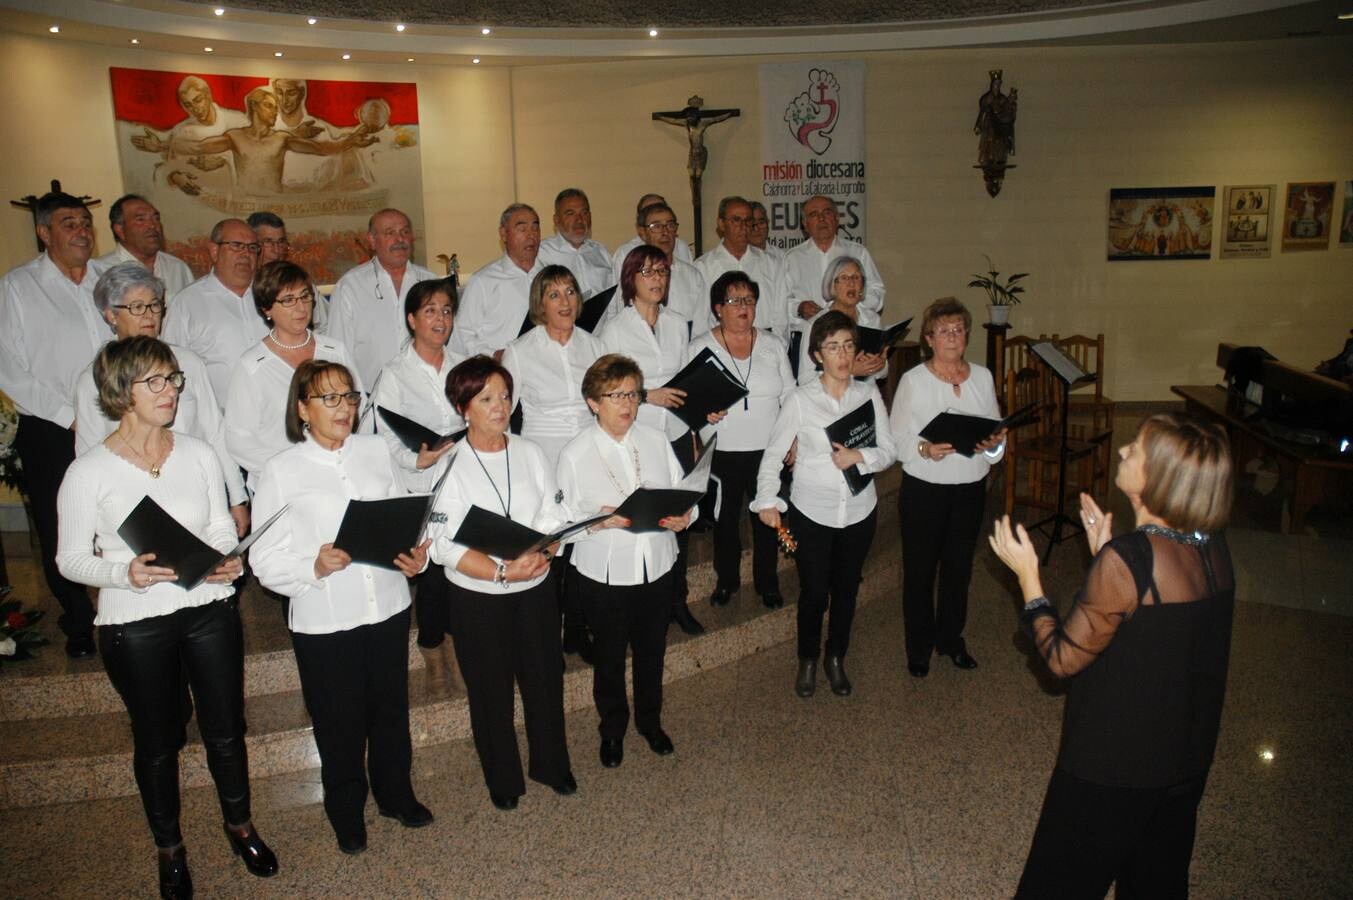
[469,438,511,517]
[117,429,170,479]
[719,326,754,410]
[600,437,642,496]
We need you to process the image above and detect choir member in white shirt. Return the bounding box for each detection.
[610,192,693,282]
[796,256,888,386]
[752,312,898,698]
[370,278,463,690]
[688,272,795,611]
[56,337,277,895]
[556,354,696,768]
[75,264,248,533]
[606,201,705,334]
[778,195,885,338]
[693,196,786,336]
[748,201,785,264]
[0,192,110,656]
[536,188,614,298]
[325,208,437,386]
[448,203,545,361]
[888,298,1006,678]
[224,261,361,492]
[598,244,706,636]
[427,357,576,810]
[95,194,195,300]
[161,218,269,404]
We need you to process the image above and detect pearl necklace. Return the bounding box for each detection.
[269,328,313,351]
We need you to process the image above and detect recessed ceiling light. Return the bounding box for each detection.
[214,7,225,15]
[130,38,139,44]
[274,51,283,57]
[341,53,351,60]
[307,17,317,25]
[395,23,406,32]
[648,28,659,37]
[204,46,214,52]
[472,57,481,64]
[481,27,492,35]
[1338,12,1353,19]
[406,57,414,62]
[48,24,60,33]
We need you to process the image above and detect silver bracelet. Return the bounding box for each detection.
[1023,595,1052,613]
[494,561,508,588]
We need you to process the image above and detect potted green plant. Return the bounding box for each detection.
[968,255,1026,326]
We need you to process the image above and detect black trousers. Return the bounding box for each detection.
[669,435,697,613]
[711,449,780,596]
[447,579,571,796]
[791,506,876,660]
[17,414,93,638]
[899,473,987,664]
[1016,767,1208,900]
[413,565,451,649]
[291,607,416,836]
[579,570,672,740]
[99,598,250,848]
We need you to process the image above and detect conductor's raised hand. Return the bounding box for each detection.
[988,515,1040,584]
[128,552,178,590]
[1078,493,1113,556]
[314,543,352,579]
[394,538,431,578]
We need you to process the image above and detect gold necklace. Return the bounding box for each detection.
[116,429,170,478]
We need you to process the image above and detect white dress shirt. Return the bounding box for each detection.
[889,362,1006,485]
[0,253,107,427]
[74,342,247,506]
[95,245,195,300]
[597,304,691,439]
[56,436,236,626]
[501,324,606,469]
[448,254,544,359]
[556,421,690,585]
[537,234,615,298]
[686,329,794,452]
[758,242,786,265]
[427,435,567,593]
[161,272,268,404]
[371,341,465,491]
[796,306,889,386]
[597,259,706,339]
[778,238,885,333]
[223,334,361,489]
[325,257,437,386]
[611,235,692,283]
[693,243,786,336]
[751,377,898,528]
[249,434,415,635]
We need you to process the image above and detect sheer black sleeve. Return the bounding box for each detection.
[1020,544,1140,678]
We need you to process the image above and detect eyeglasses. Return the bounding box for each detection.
[260,238,289,249]
[600,390,644,404]
[819,341,857,356]
[834,273,863,284]
[215,240,262,254]
[273,288,315,308]
[645,220,679,233]
[306,391,362,407]
[132,371,185,393]
[750,219,769,230]
[113,300,165,316]
[722,295,757,307]
[638,266,670,278]
[932,325,967,338]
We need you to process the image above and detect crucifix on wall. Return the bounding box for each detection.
[10,179,101,253]
[652,96,740,256]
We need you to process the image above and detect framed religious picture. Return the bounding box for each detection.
[1220,185,1274,259]
[1107,187,1215,261]
[1339,180,1353,248]
[1280,181,1335,252]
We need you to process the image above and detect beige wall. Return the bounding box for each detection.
[2,30,1350,400]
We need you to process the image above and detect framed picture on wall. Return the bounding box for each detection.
[1339,180,1353,248]
[1280,181,1335,252]
[1107,187,1214,261]
[1220,185,1274,259]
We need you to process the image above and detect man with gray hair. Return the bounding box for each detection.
[246,210,329,331]
[96,194,195,299]
[610,192,693,283]
[449,203,544,361]
[537,188,613,298]
[693,195,786,336]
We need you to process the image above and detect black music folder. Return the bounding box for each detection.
[576,285,619,333]
[451,506,608,559]
[613,435,716,532]
[377,406,464,453]
[661,349,750,432]
[117,497,289,590]
[823,400,877,496]
[919,401,1042,457]
[856,318,913,356]
[332,463,452,569]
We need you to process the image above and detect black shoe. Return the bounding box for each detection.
[671,605,705,636]
[489,792,520,811]
[907,663,930,678]
[948,650,979,670]
[640,728,675,756]
[708,587,734,608]
[223,824,278,877]
[795,658,817,698]
[551,772,578,796]
[761,591,785,609]
[599,738,624,768]
[336,828,367,856]
[158,847,193,899]
[65,633,96,658]
[378,800,433,828]
[823,655,853,696]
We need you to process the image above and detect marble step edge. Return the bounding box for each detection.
[0,556,898,810]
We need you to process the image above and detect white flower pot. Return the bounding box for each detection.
[988,304,1011,326]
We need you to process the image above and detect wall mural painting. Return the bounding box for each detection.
[1107,187,1214,261]
[1340,180,1353,249]
[109,67,424,283]
[1220,185,1274,260]
[1280,181,1335,252]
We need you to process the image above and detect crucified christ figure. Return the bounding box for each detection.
[652,95,739,255]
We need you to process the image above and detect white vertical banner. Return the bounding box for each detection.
[759,61,867,251]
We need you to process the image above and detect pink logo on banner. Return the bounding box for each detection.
[783,68,840,156]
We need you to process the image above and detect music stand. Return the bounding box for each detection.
[1028,340,1095,563]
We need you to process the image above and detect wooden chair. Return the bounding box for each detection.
[1003,364,1099,516]
[993,333,1037,410]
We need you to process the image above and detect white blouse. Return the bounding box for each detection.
[796,305,889,386]
[751,377,898,528]
[501,324,605,469]
[223,335,362,490]
[249,434,415,635]
[556,421,692,586]
[56,436,236,626]
[371,341,465,492]
[889,362,1006,485]
[597,304,691,440]
[685,329,794,452]
[427,435,566,594]
[160,273,269,405]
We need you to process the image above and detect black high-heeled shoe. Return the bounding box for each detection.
[158,846,193,899]
[223,823,279,878]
